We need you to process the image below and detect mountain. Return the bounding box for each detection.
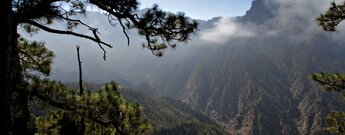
[120,89,226,135]
[240,0,276,24]
[150,38,345,134]
[147,0,345,134]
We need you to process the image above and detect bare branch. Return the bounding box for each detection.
[30,90,77,111]
[90,28,107,60]
[118,19,130,46]
[26,20,113,48]
[57,14,94,30]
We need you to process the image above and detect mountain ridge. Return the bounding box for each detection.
[147,0,345,134]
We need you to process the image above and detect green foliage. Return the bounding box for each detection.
[314,2,345,134]
[311,73,345,134]
[18,36,54,78]
[324,111,345,135]
[15,0,87,31]
[311,73,345,98]
[316,2,345,31]
[30,79,152,134]
[121,90,226,135]
[16,37,151,134]
[4,0,198,134]
[135,5,199,56]
[14,0,198,57]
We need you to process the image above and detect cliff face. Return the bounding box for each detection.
[177,42,345,134]
[151,37,345,134]
[240,0,276,24]
[148,0,345,134]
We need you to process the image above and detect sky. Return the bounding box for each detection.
[139,0,253,20]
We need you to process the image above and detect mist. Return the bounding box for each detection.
[198,0,345,45]
[200,17,256,44]
[20,0,345,87]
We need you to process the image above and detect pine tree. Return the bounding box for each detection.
[311,73,345,134]
[18,36,153,134]
[317,2,345,32]
[31,80,152,135]
[10,36,55,134]
[314,1,345,134]
[1,0,198,134]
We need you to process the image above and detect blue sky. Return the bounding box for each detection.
[139,0,253,20]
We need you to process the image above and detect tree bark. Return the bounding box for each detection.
[1,1,31,134]
[77,46,83,95]
[1,0,16,134]
[76,46,85,135]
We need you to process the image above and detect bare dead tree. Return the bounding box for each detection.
[76,45,85,135]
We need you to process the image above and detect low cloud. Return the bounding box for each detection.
[198,0,345,45]
[200,17,256,44]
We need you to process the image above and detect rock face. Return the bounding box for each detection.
[179,43,345,134]
[240,0,276,24]
[148,0,345,134]
[152,39,345,135]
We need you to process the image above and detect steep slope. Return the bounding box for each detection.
[121,90,226,135]
[148,0,345,134]
[151,34,345,135]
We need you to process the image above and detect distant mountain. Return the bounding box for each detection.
[147,0,345,134]
[240,0,276,24]
[150,38,345,134]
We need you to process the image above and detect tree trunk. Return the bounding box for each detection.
[0,1,16,134]
[0,1,31,134]
[76,46,85,135]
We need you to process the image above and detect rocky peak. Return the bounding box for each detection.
[241,0,277,24]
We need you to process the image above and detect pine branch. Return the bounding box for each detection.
[25,20,113,48]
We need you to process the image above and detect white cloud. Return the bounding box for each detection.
[200,17,255,44]
[198,0,344,45]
